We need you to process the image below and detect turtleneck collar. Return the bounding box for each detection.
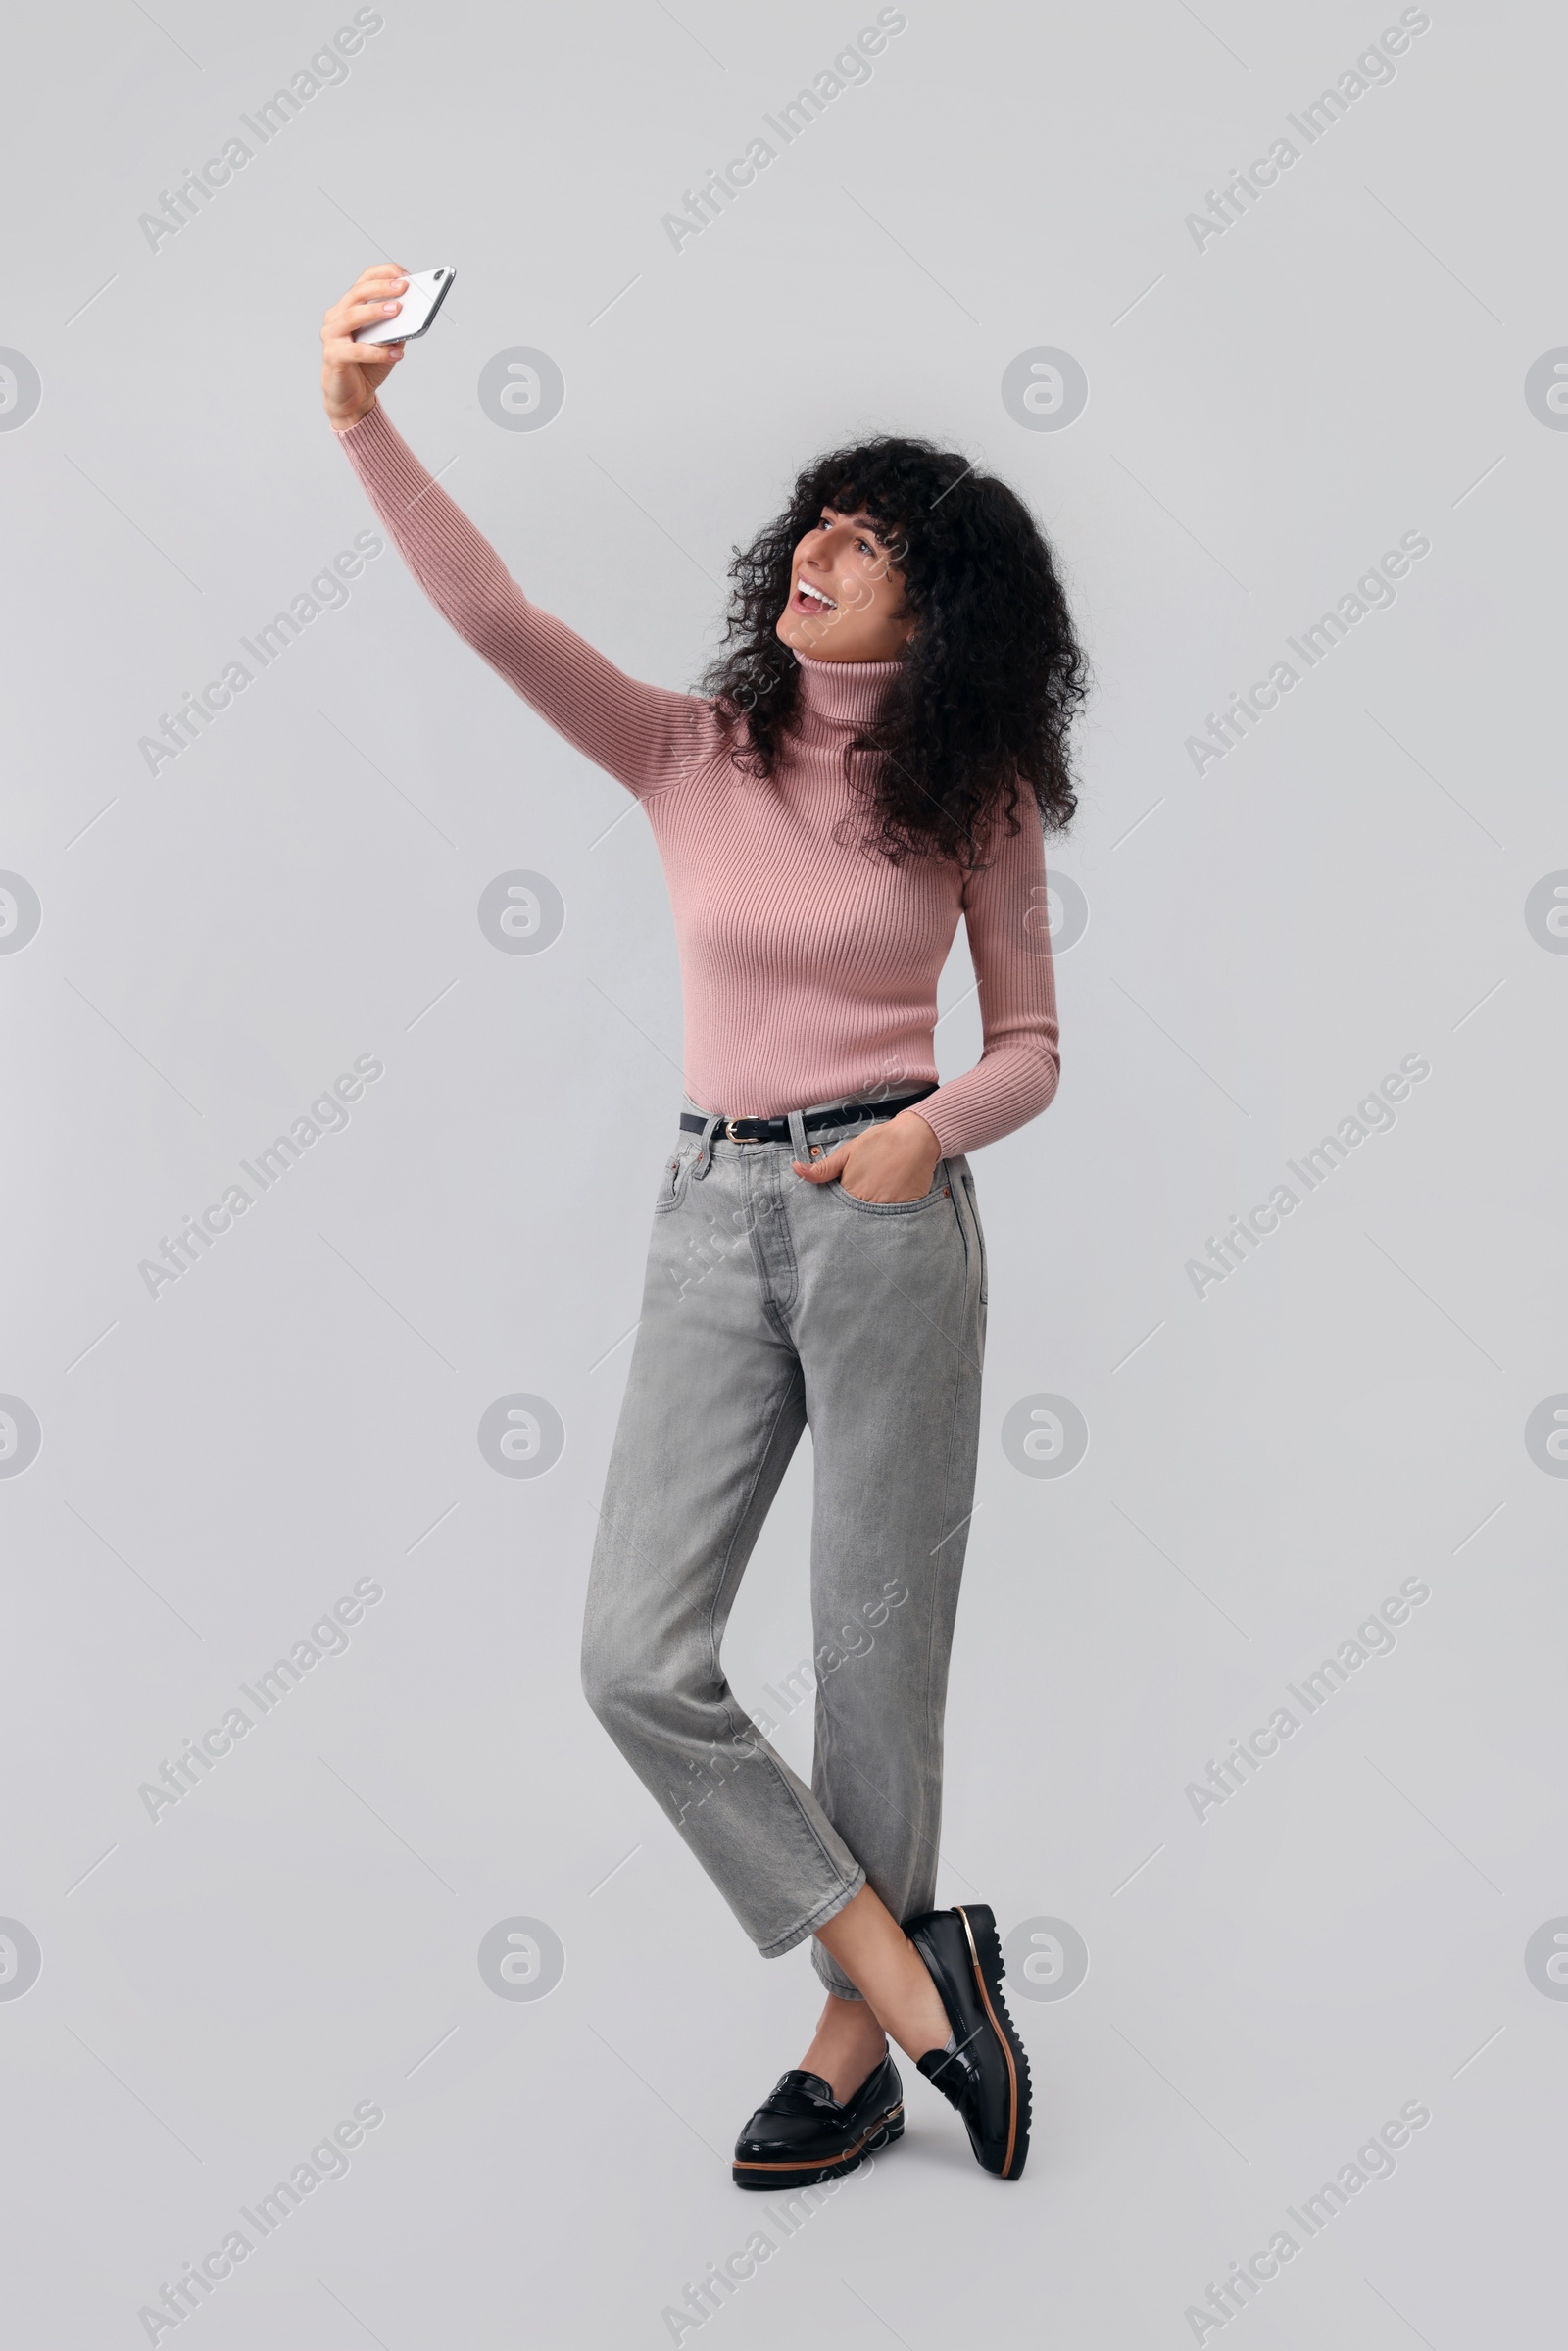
[792,647,904,730]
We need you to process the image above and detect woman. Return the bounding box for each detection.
[321,265,1086,2190]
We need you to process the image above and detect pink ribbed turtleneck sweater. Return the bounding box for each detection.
[337,404,1059,1156]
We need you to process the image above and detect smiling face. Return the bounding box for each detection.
[774,503,915,663]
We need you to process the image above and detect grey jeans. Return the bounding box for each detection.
[581,1090,988,2001]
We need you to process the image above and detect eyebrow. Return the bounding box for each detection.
[820,507,893,548]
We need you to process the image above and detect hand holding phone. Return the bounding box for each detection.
[352,265,456,345]
[321,264,455,433]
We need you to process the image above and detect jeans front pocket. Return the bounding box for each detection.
[654,1143,698,1213]
[831,1160,953,1216]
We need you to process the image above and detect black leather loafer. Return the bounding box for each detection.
[908,1902,1031,2180]
[732,2051,904,2190]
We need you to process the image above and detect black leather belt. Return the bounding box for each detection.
[679,1083,938,1147]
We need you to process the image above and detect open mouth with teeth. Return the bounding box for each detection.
[792,576,838,615]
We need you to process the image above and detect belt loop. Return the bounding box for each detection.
[786,1108,809,1163]
[691,1112,721,1179]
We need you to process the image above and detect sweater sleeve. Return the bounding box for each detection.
[918,807,1061,1158]
[335,403,715,797]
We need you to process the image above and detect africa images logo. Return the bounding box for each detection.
[660,10,908,253]
[1182,10,1434,257]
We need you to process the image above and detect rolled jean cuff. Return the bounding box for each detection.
[757,1864,866,1961]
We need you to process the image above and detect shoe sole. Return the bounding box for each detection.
[954,1903,1032,2180]
[731,2104,904,2190]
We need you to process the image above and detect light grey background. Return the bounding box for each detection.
[2,1,1563,2343]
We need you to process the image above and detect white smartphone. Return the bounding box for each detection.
[352,266,457,346]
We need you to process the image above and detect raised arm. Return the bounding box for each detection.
[919,805,1061,1158]
[320,265,715,799]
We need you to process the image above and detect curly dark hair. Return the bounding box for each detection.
[700,434,1088,869]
